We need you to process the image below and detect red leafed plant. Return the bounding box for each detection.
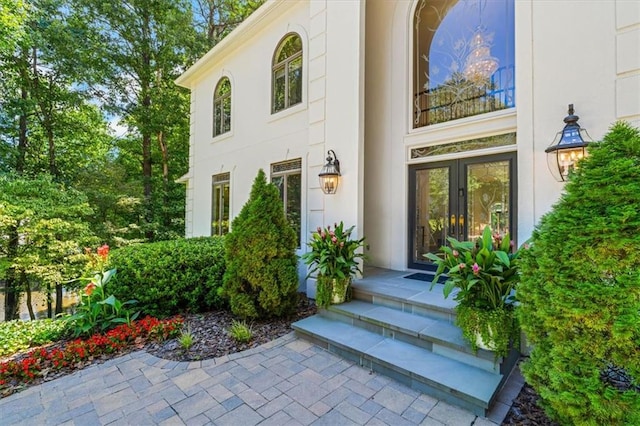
[0,316,182,392]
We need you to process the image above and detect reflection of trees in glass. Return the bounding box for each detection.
[271,164,301,247]
[272,34,302,113]
[213,77,231,137]
[211,177,230,236]
[416,168,449,260]
[467,161,509,240]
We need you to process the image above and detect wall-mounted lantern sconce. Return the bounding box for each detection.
[545,104,593,181]
[319,150,341,194]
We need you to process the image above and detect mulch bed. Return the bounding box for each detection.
[2,293,555,425]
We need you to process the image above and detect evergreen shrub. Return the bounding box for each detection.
[108,237,226,317]
[222,169,299,319]
[517,122,640,425]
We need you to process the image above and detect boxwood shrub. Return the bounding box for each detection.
[108,237,226,317]
[517,122,640,425]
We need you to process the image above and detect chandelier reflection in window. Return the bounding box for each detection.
[464,25,499,86]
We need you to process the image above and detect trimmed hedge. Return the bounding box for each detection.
[517,122,640,425]
[108,237,226,317]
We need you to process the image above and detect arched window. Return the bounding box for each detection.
[272,33,303,113]
[213,77,231,137]
[413,0,515,128]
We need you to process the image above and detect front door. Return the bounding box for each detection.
[408,153,517,270]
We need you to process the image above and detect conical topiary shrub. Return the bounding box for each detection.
[517,122,640,425]
[222,169,299,319]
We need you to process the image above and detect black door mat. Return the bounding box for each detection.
[403,272,446,284]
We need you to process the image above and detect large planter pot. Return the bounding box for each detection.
[316,275,351,308]
[455,305,518,359]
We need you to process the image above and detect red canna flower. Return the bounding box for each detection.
[84,282,97,296]
[97,244,109,260]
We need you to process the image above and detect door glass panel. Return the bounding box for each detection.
[414,167,449,264]
[466,160,510,241]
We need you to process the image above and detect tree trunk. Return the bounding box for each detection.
[25,275,36,320]
[55,283,63,315]
[4,227,21,321]
[16,48,29,174]
[47,282,53,318]
[141,10,154,241]
[158,131,171,228]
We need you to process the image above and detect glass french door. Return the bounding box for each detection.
[408,153,516,270]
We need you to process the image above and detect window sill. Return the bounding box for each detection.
[211,130,234,144]
[268,102,307,123]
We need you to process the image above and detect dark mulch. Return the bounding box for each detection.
[2,293,556,425]
[145,293,317,361]
[502,381,558,425]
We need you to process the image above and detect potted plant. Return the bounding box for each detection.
[301,222,365,308]
[425,226,527,358]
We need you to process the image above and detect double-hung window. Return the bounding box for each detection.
[271,159,302,246]
[211,173,230,235]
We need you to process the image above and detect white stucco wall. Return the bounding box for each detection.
[178,0,639,280]
[363,0,640,272]
[177,0,366,294]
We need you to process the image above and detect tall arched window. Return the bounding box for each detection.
[272,33,303,113]
[413,0,515,128]
[213,77,231,137]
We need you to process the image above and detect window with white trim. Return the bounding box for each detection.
[213,77,231,137]
[271,159,302,246]
[211,173,230,235]
[272,34,302,113]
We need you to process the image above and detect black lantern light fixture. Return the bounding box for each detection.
[319,150,341,194]
[545,104,593,182]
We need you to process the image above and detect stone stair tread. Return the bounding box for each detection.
[352,281,458,311]
[293,315,502,407]
[331,301,468,347]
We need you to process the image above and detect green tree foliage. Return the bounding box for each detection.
[517,122,640,425]
[0,175,95,320]
[108,237,226,317]
[70,0,201,240]
[192,0,264,48]
[223,169,299,319]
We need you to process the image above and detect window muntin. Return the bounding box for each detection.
[211,173,230,236]
[271,159,302,247]
[272,34,303,113]
[413,0,515,128]
[213,77,231,137]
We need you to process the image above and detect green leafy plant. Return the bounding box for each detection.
[222,169,299,319]
[426,226,526,357]
[301,222,365,307]
[0,319,69,358]
[108,237,227,317]
[228,320,252,343]
[178,327,194,351]
[517,122,640,425]
[67,245,139,337]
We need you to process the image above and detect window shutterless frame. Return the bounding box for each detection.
[272,33,303,114]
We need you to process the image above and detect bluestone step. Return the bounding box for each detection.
[292,315,503,415]
[325,301,498,372]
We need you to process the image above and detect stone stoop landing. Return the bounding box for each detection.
[292,267,519,418]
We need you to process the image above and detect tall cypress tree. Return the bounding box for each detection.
[517,122,640,425]
[223,169,299,319]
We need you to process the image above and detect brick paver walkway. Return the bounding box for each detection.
[0,333,515,425]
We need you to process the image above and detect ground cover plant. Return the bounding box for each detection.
[108,237,227,317]
[517,122,640,425]
[0,316,182,395]
[0,319,68,358]
[223,169,299,319]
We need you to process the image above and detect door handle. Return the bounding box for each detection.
[450,215,456,234]
[458,215,465,230]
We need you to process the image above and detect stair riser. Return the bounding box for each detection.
[294,328,489,417]
[353,288,456,324]
[321,308,499,373]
